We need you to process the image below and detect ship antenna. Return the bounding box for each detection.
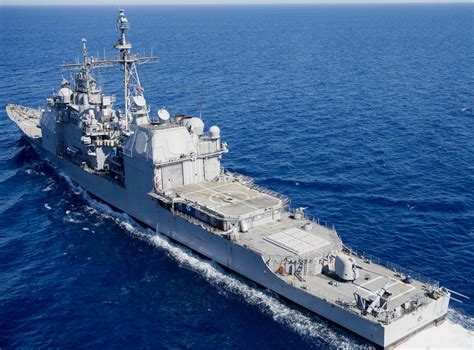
[114,9,132,131]
[113,9,158,132]
[198,80,204,119]
[60,9,157,132]
[81,38,89,68]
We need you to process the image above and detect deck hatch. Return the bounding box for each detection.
[264,227,330,255]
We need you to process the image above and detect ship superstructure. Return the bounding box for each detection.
[6,10,451,349]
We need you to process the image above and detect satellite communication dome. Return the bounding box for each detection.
[183,117,204,135]
[209,125,220,140]
[157,108,170,123]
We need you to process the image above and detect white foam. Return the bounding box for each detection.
[398,314,474,350]
[76,193,362,348]
[64,217,84,224]
[147,234,361,348]
[42,182,54,192]
[55,170,473,349]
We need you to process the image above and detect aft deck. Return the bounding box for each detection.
[153,174,343,256]
[149,174,439,326]
[173,180,282,219]
[239,211,342,257]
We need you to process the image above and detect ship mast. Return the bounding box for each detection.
[114,9,157,131]
[115,9,132,130]
[60,9,158,132]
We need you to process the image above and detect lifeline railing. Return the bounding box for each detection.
[226,171,291,208]
[222,172,442,290]
[343,245,440,289]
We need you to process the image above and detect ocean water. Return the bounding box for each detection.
[0,4,473,349]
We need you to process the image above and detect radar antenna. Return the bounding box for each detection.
[81,38,89,67]
[60,9,158,132]
[114,9,151,130]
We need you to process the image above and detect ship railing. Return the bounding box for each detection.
[250,183,291,208]
[263,253,431,325]
[289,209,343,245]
[284,209,440,289]
[9,104,42,119]
[343,245,440,289]
[224,172,341,228]
[262,255,381,320]
[226,171,291,208]
[225,171,254,185]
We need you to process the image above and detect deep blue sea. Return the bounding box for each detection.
[0,4,473,349]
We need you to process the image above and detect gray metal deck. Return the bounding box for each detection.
[284,255,425,315]
[171,178,428,321]
[241,212,342,257]
[7,104,42,139]
[174,180,282,218]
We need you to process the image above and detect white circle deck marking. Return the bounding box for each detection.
[209,190,250,205]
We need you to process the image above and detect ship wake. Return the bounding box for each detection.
[61,172,474,349]
[398,310,473,349]
[61,173,368,349]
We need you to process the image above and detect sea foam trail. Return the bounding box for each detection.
[60,173,473,349]
[62,176,365,349]
[398,316,474,349]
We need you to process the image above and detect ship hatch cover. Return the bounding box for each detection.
[264,228,330,255]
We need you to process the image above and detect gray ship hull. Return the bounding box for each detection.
[5,10,453,347]
[21,126,448,349]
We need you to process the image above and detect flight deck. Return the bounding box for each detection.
[173,180,282,218]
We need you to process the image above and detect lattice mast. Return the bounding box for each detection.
[60,9,158,131]
[114,9,155,130]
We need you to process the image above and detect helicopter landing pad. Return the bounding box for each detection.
[174,181,282,218]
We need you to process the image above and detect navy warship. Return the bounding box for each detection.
[7,10,451,348]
